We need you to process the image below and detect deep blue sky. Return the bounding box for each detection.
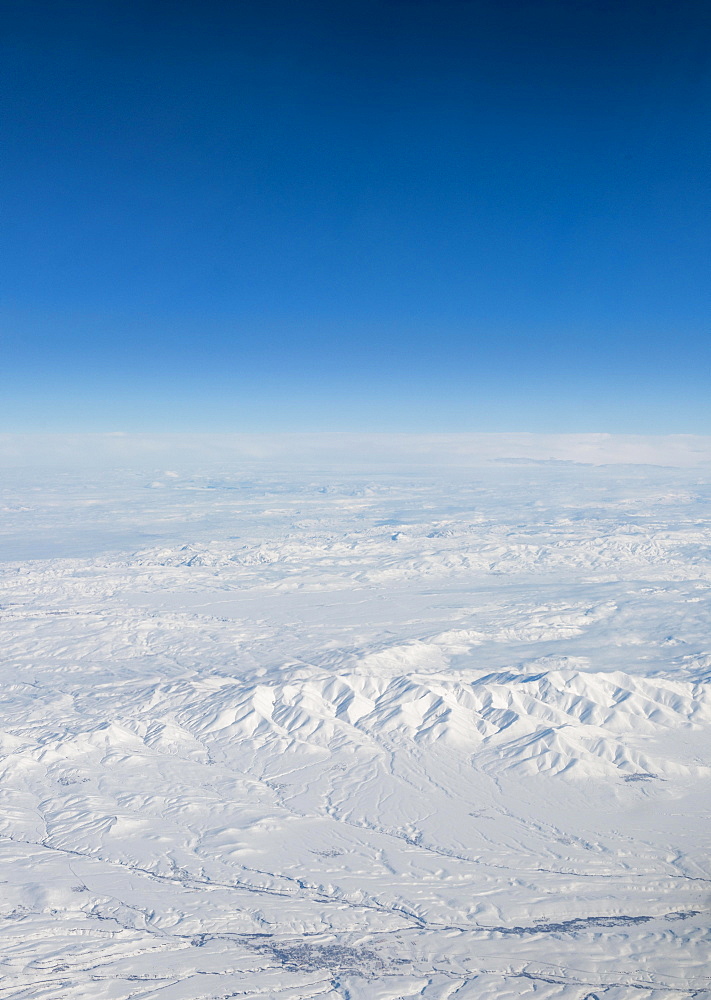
[2,0,710,431]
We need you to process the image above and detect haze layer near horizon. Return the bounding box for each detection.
[2,432,711,472]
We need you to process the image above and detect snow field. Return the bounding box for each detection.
[0,462,710,998]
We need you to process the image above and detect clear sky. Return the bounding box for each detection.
[2,0,709,432]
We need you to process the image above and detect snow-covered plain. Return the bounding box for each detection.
[1,439,710,999]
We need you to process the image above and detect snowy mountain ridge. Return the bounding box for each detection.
[0,464,709,998]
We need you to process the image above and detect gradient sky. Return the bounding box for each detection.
[2,0,710,432]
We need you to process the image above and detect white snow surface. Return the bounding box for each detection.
[1,451,710,999]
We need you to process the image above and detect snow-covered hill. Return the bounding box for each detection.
[0,461,709,998]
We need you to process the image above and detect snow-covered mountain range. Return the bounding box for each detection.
[1,457,709,998]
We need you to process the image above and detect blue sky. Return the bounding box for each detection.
[2,0,709,432]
